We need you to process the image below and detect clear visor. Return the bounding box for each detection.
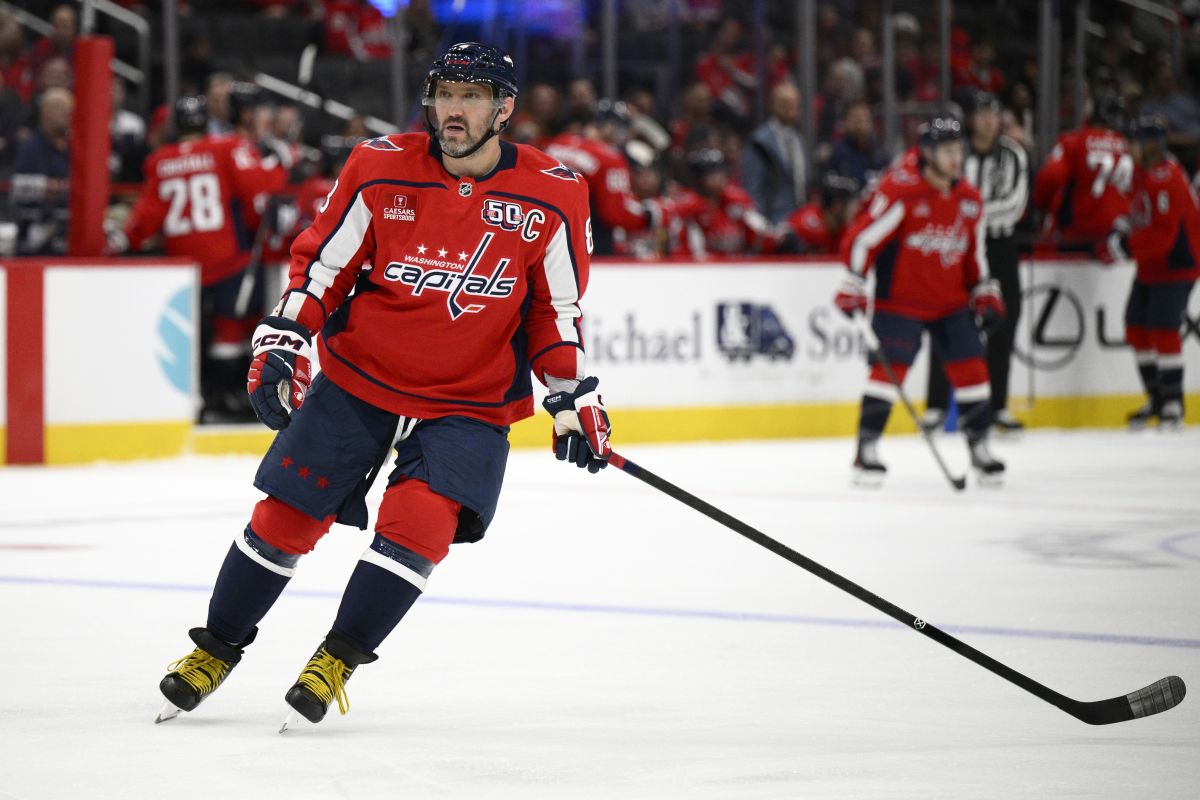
[422,81,505,110]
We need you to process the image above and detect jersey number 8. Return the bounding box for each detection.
[161,173,225,236]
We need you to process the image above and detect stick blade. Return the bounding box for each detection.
[1071,675,1186,725]
[1127,675,1187,720]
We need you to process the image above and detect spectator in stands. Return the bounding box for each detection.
[509,81,561,146]
[342,114,368,139]
[11,87,72,255]
[815,58,864,145]
[671,81,714,148]
[624,87,672,160]
[564,77,598,130]
[110,76,147,183]
[0,69,23,177]
[34,55,72,95]
[205,73,235,135]
[181,30,216,96]
[30,4,76,75]
[694,17,756,127]
[0,12,33,104]
[953,36,1005,95]
[741,82,808,224]
[1139,57,1200,164]
[823,100,889,188]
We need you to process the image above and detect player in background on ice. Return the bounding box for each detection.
[1032,91,1131,249]
[1101,116,1200,430]
[544,98,669,255]
[923,90,1030,434]
[834,116,1006,485]
[784,171,862,255]
[115,95,286,421]
[154,42,613,729]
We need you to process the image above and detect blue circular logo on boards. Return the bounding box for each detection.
[157,287,194,394]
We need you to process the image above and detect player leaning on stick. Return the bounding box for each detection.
[1101,115,1200,430]
[834,116,1006,486]
[155,42,612,729]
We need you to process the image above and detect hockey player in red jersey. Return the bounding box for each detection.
[1103,116,1200,429]
[785,172,862,254]
[118,95,287,421]
[834,116,1006,484]
[155,43,613,728]
[1032,92,1132,247]
[673,147,781,256]
[544,98,663,254]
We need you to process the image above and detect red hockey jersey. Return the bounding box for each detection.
[786,203,840,255]
[276,134,593,426]
[544,133,648,252]
[125,135,286,285]
[1033,127,1132,243]
[1127,157,1200,284]
[673,185,775,257]
[841,167,988,320]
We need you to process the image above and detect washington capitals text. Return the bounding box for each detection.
[382,232,516,319]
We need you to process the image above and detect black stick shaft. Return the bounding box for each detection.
[609,452,1098,721]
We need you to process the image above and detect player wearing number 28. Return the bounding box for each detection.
[122,96,287,419]
[155,42,613,729]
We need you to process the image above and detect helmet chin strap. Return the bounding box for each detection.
[427,106,506,162]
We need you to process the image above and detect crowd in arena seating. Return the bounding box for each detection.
[4,1,1200,259]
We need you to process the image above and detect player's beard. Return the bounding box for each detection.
[438,115,485,157]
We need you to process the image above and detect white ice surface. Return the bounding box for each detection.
[1,430,1198,799]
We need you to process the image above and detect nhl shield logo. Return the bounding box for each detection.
[458,180,473,197]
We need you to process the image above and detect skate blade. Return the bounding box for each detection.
[155,700,183,724]
[974,470,1005,488]
[279,708,304,734]
[852,469,885,488]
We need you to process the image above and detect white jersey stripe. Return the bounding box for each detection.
[305,192,374,302]
[850,201,905,276]
[542,222,584,375]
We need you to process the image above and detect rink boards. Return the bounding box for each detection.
[0,259,199,465]
[0,257,1196,464]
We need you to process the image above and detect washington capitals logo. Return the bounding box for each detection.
[542,163,580,182]
[381,233,515,319]
[362,136,404,152]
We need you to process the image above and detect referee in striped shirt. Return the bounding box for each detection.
[924,89,1030,433]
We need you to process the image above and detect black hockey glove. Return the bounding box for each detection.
[542,376,612,474]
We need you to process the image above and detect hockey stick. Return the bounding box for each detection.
[606,451,1186,725]
[853,313,967,491]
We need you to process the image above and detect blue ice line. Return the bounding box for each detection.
[2,574,1197,651]
[1159,532,1200,562]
